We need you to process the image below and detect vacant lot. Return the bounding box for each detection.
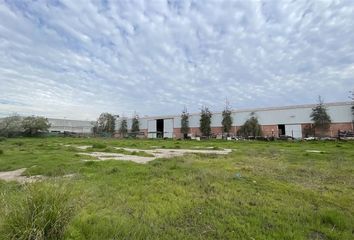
[0,137,353,239]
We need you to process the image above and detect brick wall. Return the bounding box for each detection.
[261,125,278,137]
[149,122,353,139]
[302,122,353,137]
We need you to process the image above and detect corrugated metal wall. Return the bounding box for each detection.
[48,118,93,133]
[116,102,353,135]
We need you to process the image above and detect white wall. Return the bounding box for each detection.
[48,118,94,133]
[123,102,353,130]
[285,124,302,139]
[164,119,174,138]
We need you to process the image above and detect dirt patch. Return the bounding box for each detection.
[64,145,91,150]
[191,146,215,149]
[79,152,155,164]
[80,148,232,164]
[0,168,44,183]
[0,169,76,183]
[119,147,231,157]
[308,231,328,240]
[76,145,91,150]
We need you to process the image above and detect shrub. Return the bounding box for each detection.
[92,143,107,149]
[320,209,347,230]
[310,96,331,136]
[84,161,96,166]
[180,108,190,139]
[0,137,6,142]
[131,115,140,134]
[0,182,75,240]
[0,149,3,154]
[95,113,115,135]
[13,141,24,146]
[22,116,51,136]
[199,106,212,137]
[222,103,233,135]
[237,112,262,137]
[118,119,128,137]
[107,167,120,174]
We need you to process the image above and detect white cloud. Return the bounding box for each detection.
[0,0,353,119]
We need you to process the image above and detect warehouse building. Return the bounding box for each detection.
[116,102,353,139]
[48,118,94,134]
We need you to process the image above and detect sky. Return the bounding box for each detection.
[0,0,353,120]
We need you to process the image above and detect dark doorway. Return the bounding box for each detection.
[278,124,285,136]
[156,119,164,138]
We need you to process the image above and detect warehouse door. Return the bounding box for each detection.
[156,119,164,138]
[278,124,285,136]
[163,119,173,138]
[285,124,302,139]
[147,120,156,138]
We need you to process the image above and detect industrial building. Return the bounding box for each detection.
[47,118,94,134]
[116,102,353,139]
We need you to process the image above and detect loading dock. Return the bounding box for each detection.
[156,119,164,138]
[285,124,302,139]
[147,118,174,138]
[278,124,302,138]
[278,124,285,136]
[163,119,173,138]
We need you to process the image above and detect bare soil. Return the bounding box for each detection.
[0,168,43,183]
[80,148,232,164]
[0,169,76,183]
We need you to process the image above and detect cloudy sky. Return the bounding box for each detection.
[0,0,353,120]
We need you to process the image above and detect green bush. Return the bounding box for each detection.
[92,143,107,149]
[0,149,3,154]
[13,141,24,146]
[0,137,6,142]
[0,183,75,240]
[320,209,347,230]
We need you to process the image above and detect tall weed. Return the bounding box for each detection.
[1,182,76,240]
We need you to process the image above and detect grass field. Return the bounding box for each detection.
[0,137,353,239]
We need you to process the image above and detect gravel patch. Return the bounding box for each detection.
[0,168,76,183]
[0,168,44,183]
[80,148,232,164]
[79,152,155,164]
[64,145,91,150]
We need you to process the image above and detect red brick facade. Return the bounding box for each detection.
[145,122,353,139]
[302,122,353,137]
[260,125,278,137]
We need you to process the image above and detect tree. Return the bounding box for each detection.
[237,112,262,137]
[310,96,331,136]
[131,115,140,133]
[200,106,212,137]
[0,114,23,137]
[97,113,115,134]
[92,122,99,135]
[22,116,51,136]
[119,118,128,137]
[180,107,190,139]
[221,102,233,136]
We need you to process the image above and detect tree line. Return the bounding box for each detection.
[92,113,140,137]
[0,115,51,137]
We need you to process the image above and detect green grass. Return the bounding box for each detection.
[0,137,353,239]
[0,181,75,240]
